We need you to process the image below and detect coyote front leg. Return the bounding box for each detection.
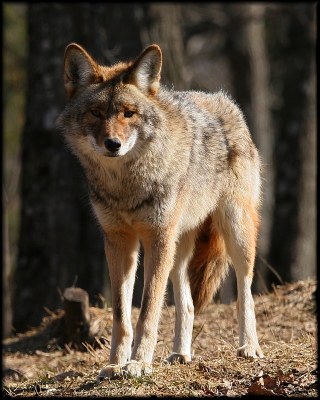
[123,228,177,377]
[98,230,139,381]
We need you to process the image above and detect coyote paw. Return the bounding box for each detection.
[166,353,191,364]
[237,344,264,359]
[96,364,123,382]
[123,360,152,378]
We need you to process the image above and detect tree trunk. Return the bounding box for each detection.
[267,4,316,283]
[63,287,91,346]
[13,4,107,332]
[140,3,186,90]
[224,4,252,128]
[245,4,274,293]
[290,8,316,281]
[3,191,13,337]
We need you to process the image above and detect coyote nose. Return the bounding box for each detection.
[104,138,121,153]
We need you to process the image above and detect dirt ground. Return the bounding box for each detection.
[3,279,317,397]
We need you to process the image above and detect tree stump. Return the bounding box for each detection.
[63,287,91,346]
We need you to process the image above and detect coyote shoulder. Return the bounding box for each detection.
[58,43,264,380]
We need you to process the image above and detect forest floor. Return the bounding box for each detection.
[3,279,317,397]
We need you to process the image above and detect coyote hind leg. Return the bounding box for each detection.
[167,230,197,364]
[222,200,264,358]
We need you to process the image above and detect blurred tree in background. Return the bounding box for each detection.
[266,5,316,283]
[3,3,27,337]
[3,3,316,335]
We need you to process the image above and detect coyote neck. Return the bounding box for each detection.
[78,143,177,215]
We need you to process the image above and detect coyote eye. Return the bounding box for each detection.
[90,109,103,118]
[124,110,135,118]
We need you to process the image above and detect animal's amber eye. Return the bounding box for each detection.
[124,110,135,118]
[90,109,103,118]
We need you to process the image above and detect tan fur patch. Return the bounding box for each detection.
[97,62,133,82]
[189,216,229,314]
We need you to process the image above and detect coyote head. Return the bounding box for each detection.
[58,43,163,159]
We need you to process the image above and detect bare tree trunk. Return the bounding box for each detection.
[245,4,274,293]
[63,287,91,345]
[268,4,316,284]
[292,10,316,280]
[3,191,13,337]
[13,4,107,332]
[140,3,186,90]
[224,4,252,126]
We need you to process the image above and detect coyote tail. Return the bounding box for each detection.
[188,215,229,314]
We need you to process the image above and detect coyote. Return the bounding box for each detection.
[58,43,264,379]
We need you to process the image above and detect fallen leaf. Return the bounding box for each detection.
[276,369,294,383]
[247,379,277,396]
[263,374,280,389]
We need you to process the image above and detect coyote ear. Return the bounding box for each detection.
[63,43,98,98]
[125,44,162,95]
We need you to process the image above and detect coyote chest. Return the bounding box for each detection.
[88,172,154,213]
[87,158,177,228]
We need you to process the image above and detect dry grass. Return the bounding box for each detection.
[3,279,317,397]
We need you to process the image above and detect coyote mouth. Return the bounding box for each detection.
[105,152,120,158]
